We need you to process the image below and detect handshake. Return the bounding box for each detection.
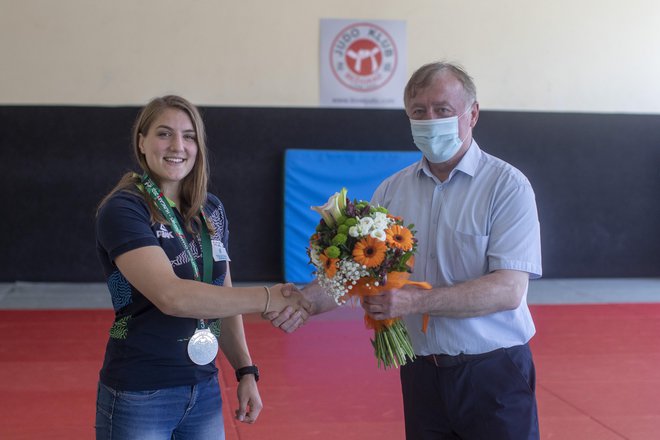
[261,283,313,333]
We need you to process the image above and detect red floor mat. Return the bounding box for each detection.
[1,304,659,439]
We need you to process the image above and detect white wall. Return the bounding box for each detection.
[1,0,659,113]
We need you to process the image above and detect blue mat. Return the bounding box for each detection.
[283,149,421,283]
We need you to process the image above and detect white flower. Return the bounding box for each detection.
[373,211,388,221]
[316,259,369,305]
[348,225,360,238]
[373,219,388,231]
[309,247,322,266]
[359,216,374,231]
[370,229,387,241]
[373,213,389,231]
[310,188,348,227]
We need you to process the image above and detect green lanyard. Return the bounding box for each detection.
[141,174,213,328]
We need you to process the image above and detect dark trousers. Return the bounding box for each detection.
[400,344,539,440]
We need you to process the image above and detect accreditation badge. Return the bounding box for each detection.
[211,239,230,262]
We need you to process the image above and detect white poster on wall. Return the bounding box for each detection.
[320,19,407,108]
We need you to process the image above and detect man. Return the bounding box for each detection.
[271,62,542,440]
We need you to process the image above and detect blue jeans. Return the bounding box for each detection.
[95,374,224,440]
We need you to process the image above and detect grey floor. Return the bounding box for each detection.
[1,278,660,309]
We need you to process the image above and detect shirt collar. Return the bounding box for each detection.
[454,140,481,178]
[416,140,481,181]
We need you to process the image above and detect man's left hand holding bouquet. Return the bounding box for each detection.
[359,284,426,322]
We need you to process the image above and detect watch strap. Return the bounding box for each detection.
[236,365,259,382]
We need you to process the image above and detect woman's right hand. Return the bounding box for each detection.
[266,283,311,329]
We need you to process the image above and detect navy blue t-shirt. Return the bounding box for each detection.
[95,189,229,390]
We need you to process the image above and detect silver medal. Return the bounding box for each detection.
[187,328,218,365]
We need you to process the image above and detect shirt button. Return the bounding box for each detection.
[430,253,437,259]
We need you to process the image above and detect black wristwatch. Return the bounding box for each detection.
[235,365,259,382]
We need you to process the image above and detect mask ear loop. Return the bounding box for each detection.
[456,102,476,145]
[459,101,475,120]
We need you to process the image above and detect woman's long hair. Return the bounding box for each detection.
[98,95,210,234]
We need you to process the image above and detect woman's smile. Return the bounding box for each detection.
[139,108,198,201]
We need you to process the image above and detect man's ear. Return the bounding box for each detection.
[469,102,480,128]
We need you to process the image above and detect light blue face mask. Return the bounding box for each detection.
[410,106,472,163]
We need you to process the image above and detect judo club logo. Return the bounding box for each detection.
[329,22,398,92]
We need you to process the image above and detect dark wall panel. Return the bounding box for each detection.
[1,106,659,281]
[475,111,660,277]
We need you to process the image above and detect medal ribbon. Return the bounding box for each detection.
[141,173,213,330]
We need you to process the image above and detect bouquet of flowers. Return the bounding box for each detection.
[308,188,430,368]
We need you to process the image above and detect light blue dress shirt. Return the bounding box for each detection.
[371,141,542,355]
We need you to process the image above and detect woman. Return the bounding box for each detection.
[95,95,308,439]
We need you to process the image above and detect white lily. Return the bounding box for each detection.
[311,188,348,227]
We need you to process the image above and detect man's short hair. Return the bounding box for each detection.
[404,62,477,108]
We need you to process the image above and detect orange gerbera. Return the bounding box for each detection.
[386,225,414,251]
[352,236,387,268]
[319,254,338,278]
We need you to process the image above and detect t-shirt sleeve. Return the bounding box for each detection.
[96,192,159,262]
[206,193,230,253]
[487,182,542,279]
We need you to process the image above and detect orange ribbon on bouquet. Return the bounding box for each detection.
[346,271,432,333]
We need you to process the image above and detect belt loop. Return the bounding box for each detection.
[432,354,438,367]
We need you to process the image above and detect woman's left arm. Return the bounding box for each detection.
[219,266,263,424]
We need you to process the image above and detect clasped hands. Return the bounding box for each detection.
[263,283,311,333]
